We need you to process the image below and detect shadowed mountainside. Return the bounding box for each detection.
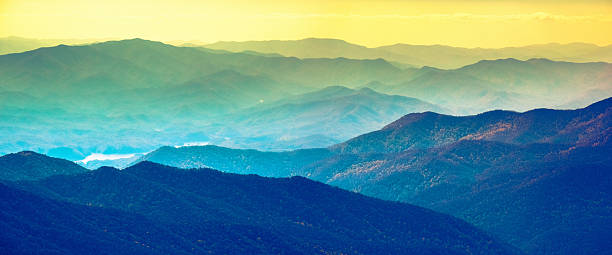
[137,98,612,254]
[6,161,519,255]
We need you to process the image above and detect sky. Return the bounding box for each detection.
[1,0,611,48]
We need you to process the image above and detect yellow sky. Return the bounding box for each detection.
[1,0,611,48]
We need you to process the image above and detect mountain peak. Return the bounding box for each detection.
[478,58,522,64]
[95,166,120,172]
[127,160,171,170]
[0,151,87,181]
[13,151,44,157]
[382,111,443,130]
[317,85,354,94]
[92,38,171,48]
[4,150,59,160]
[301,37,351,44]
[357,87,377,94]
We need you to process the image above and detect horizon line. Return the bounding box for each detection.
[2,35,611,49]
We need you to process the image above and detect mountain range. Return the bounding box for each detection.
[0,39,408,158]
[368,58,612,114]
[3,15,611,255]
[137,97,612,254]
[2,98,609,253]
[204,38,612,69]
[1,38,611,158]
[0,157,519,254]
[6,37,611,70]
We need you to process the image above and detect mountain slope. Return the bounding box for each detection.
[138,97,612,254]
[458,58,612,96]
[332,97,612,154]
[373,59,612,114]
[0,36,104,55]
[0,151,87,181]
[140,142,612,254]
[217,86,446,145]
[379,68,523,114]
[12,161,519,255]
[0,183,193,255]
[318,141,612,254]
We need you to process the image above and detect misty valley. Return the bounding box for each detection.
[1,11,611,254]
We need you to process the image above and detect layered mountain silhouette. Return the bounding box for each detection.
[4,37,611,69]
[1,38,611,157]
[138,97,612,254]
[3,159,519,254]
[204,38,612,69]
[369,58,612,113]
[0,38,404,94]
[0,39,407,157]
[3,34,611,255]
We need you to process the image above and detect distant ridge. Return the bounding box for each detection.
[204,38,612,69]
[3,37,611,69]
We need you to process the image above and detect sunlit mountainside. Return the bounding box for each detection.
[137,98,612,254]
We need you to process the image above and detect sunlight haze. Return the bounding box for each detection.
[1,0,611,47]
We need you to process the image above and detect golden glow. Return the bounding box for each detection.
[1,0,611,47]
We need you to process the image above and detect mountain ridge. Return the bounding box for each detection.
[0,151,88,181]
[203,38,612,69]
[332,97,612,153]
